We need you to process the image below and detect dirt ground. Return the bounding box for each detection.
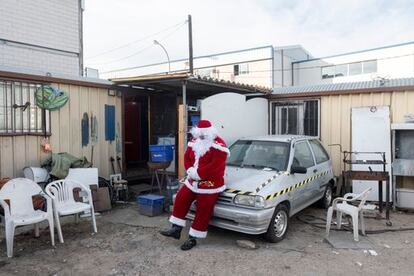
[0,204,413,276]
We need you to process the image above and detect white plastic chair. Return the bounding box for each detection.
[45,179,97,243]
[0,178,54,257]
[326,188,372,242]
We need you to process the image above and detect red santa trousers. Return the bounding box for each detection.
[169,185,219,238]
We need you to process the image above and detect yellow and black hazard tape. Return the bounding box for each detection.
[255,174,278,193]
[224,188,254,196]
[265,170,331,200]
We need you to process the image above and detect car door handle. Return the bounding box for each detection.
[313,169,318,173]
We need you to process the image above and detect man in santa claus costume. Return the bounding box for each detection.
[160,119,229,250]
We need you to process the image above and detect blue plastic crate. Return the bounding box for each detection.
[137,194,165,217]
[149,145,174,162]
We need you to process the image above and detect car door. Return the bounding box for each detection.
[308,139,332,199]
[290,140,317,212]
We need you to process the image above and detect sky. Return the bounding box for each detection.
[83,0,414,74]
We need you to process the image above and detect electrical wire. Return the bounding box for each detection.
[296,214,414,234]
[85,20,187,61]
[88,21,187,66]
[102,51,414,74]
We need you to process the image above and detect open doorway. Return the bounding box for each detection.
[123,92,149,180]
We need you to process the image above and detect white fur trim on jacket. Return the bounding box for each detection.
[189,227,207,238]
[211,142,230,156]
[169,215,186,227]
[188,141,230,156]
[183,178,226,194]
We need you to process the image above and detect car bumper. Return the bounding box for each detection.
[186,203,275,235]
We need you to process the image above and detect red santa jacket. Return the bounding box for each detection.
[183,136,229,194]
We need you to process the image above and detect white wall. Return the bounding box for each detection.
[273,46,311,88]
[293,43,414,86]
[0,0,81,76]
[201,93,268,146]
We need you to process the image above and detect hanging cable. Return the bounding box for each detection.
[85,20,187,61]
[88,21,187,66]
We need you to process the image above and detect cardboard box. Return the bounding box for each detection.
[94,187,112,212]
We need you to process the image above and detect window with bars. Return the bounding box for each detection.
[0,80,50,135]
[271,99,320,137]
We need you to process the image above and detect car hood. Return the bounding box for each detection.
[224,166,282,193]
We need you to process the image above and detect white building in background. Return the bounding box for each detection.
[103,45,311,89]
[105,41,414,90]
[0,0,84,76]
[293,42,414,86]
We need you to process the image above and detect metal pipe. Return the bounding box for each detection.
[188,14,194,75]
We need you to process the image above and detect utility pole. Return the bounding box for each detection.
[188,14,194,75]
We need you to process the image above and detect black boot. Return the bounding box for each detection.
[180,236,197,251]
[159,224,182,240]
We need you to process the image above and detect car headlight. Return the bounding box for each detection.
[234,195,266,208]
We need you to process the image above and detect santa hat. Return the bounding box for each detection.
[190,119,218,139]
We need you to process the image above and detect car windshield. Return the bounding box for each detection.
[227,140,290,171]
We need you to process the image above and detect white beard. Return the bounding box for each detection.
[192,138,214,158]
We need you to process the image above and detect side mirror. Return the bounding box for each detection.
[291,166,307,174]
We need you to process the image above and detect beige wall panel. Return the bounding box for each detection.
[13,136,26,176]
[1,82,122,179]
[69,85,81,157]
[319,90,414,176]
[98,89,109,177]
[0,137,14,177]
[25,136,39,167]
[79,86,91,159]
[57,84,70,153]
[89,87,100,167]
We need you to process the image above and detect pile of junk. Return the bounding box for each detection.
[21,152,128,213]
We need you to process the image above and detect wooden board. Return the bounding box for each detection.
[178,105,185,179]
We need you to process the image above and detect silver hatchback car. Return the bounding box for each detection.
[188,135,335,242]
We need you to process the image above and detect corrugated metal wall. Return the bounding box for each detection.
[320,90,414,176]
[0,83,122,179]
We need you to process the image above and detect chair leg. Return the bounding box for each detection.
[48,217,55,246]
[5,223,15,258]
[54,210,64,243]
[75,213,79,224]
[360,211,366,236]
[336,211,343,230]
[34,223,40,238]
[90,208,98,233]
[326,207,333,237]
[352,214,359,242]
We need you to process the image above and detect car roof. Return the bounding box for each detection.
[238,135,318,143]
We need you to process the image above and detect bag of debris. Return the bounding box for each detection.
[42,152,92,179]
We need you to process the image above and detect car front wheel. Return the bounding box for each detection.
[265,204,289,243]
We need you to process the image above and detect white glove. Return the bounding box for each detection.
[187,167,201,181]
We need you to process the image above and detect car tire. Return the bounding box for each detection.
[265,204,289,243]
[318,184,333,209]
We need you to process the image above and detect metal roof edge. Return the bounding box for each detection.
[270,85,414,99]
[0,66,114,88]
[293,41,414,64]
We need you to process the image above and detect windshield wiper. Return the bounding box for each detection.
[226,162,242,167]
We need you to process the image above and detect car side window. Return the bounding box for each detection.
[309,139,330,164]
[292,141,315,168]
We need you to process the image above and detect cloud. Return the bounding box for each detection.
[83,0,414,73]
